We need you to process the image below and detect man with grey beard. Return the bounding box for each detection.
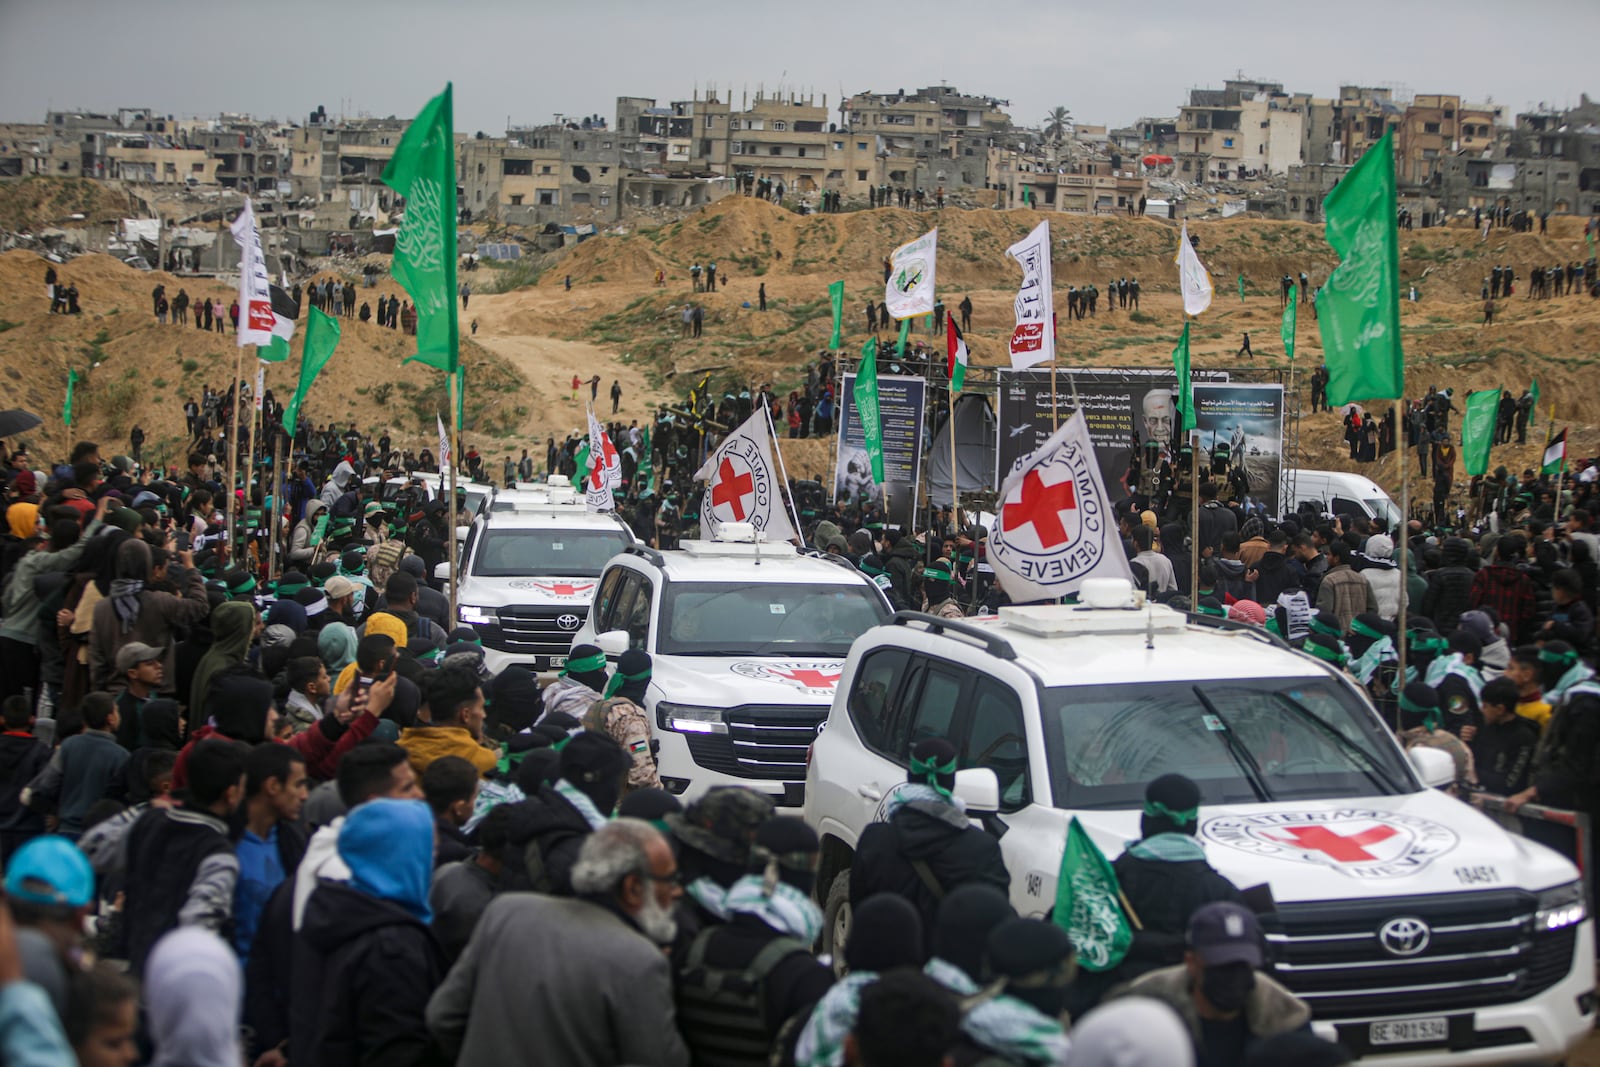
[426,817,690,1067]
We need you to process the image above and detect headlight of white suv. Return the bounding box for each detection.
[1535,881,1588,933]
[656,702,727,735]
[458,604,496,625]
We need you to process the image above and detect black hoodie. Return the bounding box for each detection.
[850,796,1010,956]
[291,883,444,1067]
[0,731,49,858]
[1251,550,1300,606]
[496,785,595,895]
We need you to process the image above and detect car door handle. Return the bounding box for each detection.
[857,784,882,801]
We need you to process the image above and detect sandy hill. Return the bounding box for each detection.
[5,193,1598,501]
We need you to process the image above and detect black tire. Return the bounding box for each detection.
[821,869,852,977]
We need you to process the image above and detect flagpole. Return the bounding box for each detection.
[948,386,960,526]
[762,401,806,544]
[226,345,246,567]
[1553,405,1566,527]
[447,371,460,624]
[1396,380,1410,710]
[270,431,286,588]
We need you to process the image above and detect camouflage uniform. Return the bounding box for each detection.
[925,597,965,620]
[586,696,660,791]
[541,676,603,722]
[1401,726,1478,794]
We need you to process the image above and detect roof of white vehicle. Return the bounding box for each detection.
[635,543,875,586]
[478,509,631,532]
[902,604,1325,688]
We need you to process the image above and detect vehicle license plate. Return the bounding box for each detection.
[548,656,567,668]
[1369,1017,1448,1045]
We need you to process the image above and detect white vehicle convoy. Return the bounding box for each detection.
[806,581,1594,1065]
[573,525,892,808]
[446,491,636,675]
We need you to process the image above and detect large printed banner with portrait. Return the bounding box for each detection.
[835,372,927,529]
[995,369,1282,514]
[1192,382,1285,520]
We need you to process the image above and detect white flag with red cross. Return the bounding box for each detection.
[585,409,621,511]
[694,408,797,543]
[989,409,1131,603]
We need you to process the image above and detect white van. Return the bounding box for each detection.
[1289,469,1402,529]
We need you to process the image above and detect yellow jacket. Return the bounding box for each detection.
[398,724,499,777]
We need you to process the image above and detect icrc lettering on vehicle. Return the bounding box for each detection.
[806,583,1595,1066]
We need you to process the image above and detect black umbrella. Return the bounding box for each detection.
[0,409,42,439]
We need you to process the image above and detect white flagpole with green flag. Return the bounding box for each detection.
[1460,389,1500,480]
[282,307,341,437]
[854,337,887,512]
[1316,126,1406,683]
[383,82,461,619]
[1171,321,1200,600]
[827,280,844,350]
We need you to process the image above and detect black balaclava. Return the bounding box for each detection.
[933,885,1016,981]
[558,730,631,815]
[846,893,926,973]
[985,917,1077,1017]
[1140,773,1202,840]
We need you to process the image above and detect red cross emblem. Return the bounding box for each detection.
[536,581,594,597]
[711,457,755,521]
[1263,824,1400,863]
[1003,470,1078,549]
[772,668,841,689]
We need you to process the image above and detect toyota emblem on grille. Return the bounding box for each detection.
[1377,917,1431,957]
[555,614,582,630]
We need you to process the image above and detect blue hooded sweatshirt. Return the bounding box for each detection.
[336,798,435,923]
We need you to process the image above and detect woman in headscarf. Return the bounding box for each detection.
[187,600,256,730]
[146,927,243,1067]
[332,612,407,695]
[89,536,210,695]
[318,621,358,678]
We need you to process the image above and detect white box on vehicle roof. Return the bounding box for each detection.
[806,589,1594,1065]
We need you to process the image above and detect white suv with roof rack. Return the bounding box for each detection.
[573,524,892,808]
[806,579,1594,1065]
[444,481,637,676]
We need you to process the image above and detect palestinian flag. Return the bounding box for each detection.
[946,317,969,393]
[260,284,300,363]
[1543,428,1568,475]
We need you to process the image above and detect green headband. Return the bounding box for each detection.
[1196,602,1227,617]
[1540,647,1580,667]
[1349,618,1385,641]
[602,668,652,700]
[228,575,257,594]
[1143,799,1198,826]
[1409,634,1449,655]
[924,566,954,583]
[910,753,958,798]
[1398,690,1441,730]
[1306,639,1347,667]
[275,580,309,597]
[561,652,608,678]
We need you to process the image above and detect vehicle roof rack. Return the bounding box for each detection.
[625,543,665,567]
[891,610,1017,660]
[1182,610,1293,652]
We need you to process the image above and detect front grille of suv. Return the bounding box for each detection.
[479,606,582,656]
[682,705,825,782]
[1265,889,1575,1021]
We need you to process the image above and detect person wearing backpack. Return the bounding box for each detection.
[675,818,833,1066]
[849,738,1010,956]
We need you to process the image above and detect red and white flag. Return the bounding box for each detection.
[229,198,276,347]
[989,410,1131,603]
[586,409,621,511]
[946,317,969,393]
[1005,220,1055,369]
[694,408,797,542]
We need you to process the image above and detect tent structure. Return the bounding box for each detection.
[925,392,996,503]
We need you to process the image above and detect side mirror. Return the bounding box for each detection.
[455,525,469,542]
[953,767,1001,816]
[594,629,629,657]
[1409,746,1455,789]
[433,561,450,580]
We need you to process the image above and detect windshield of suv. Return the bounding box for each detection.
[472,528,629,578]
[1040,678,1414,809]
[657,581,889,656]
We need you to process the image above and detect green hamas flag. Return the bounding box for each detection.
[1281,283,1298,362]
[896,317,910,359]
[572,441,590,489]
[63,368,79,426]
[855,337,885,484]
[382,83,459,373]
[283,307,341,436]
[1530,378,1540,426]
[1237,272,1246,303]
[1316,127,1403,407]
[637,426,654,493]
[1171,322,1196,432]
[455,365,465,429]
[1460,388,1500,478]
[1053,817,1133,972]
[828,280,845,349]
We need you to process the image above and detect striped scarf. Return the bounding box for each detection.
[109,578,144,633]
[924,957,1071,1066]
[723,874,823,943]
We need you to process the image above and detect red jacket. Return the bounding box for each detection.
[171,711,380,787]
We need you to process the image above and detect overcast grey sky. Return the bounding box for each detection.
[2,0,1595,133]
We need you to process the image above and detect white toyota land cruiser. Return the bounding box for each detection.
[573,524,892,808]
[445,485,637,676]
[806,582,1594,1065]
